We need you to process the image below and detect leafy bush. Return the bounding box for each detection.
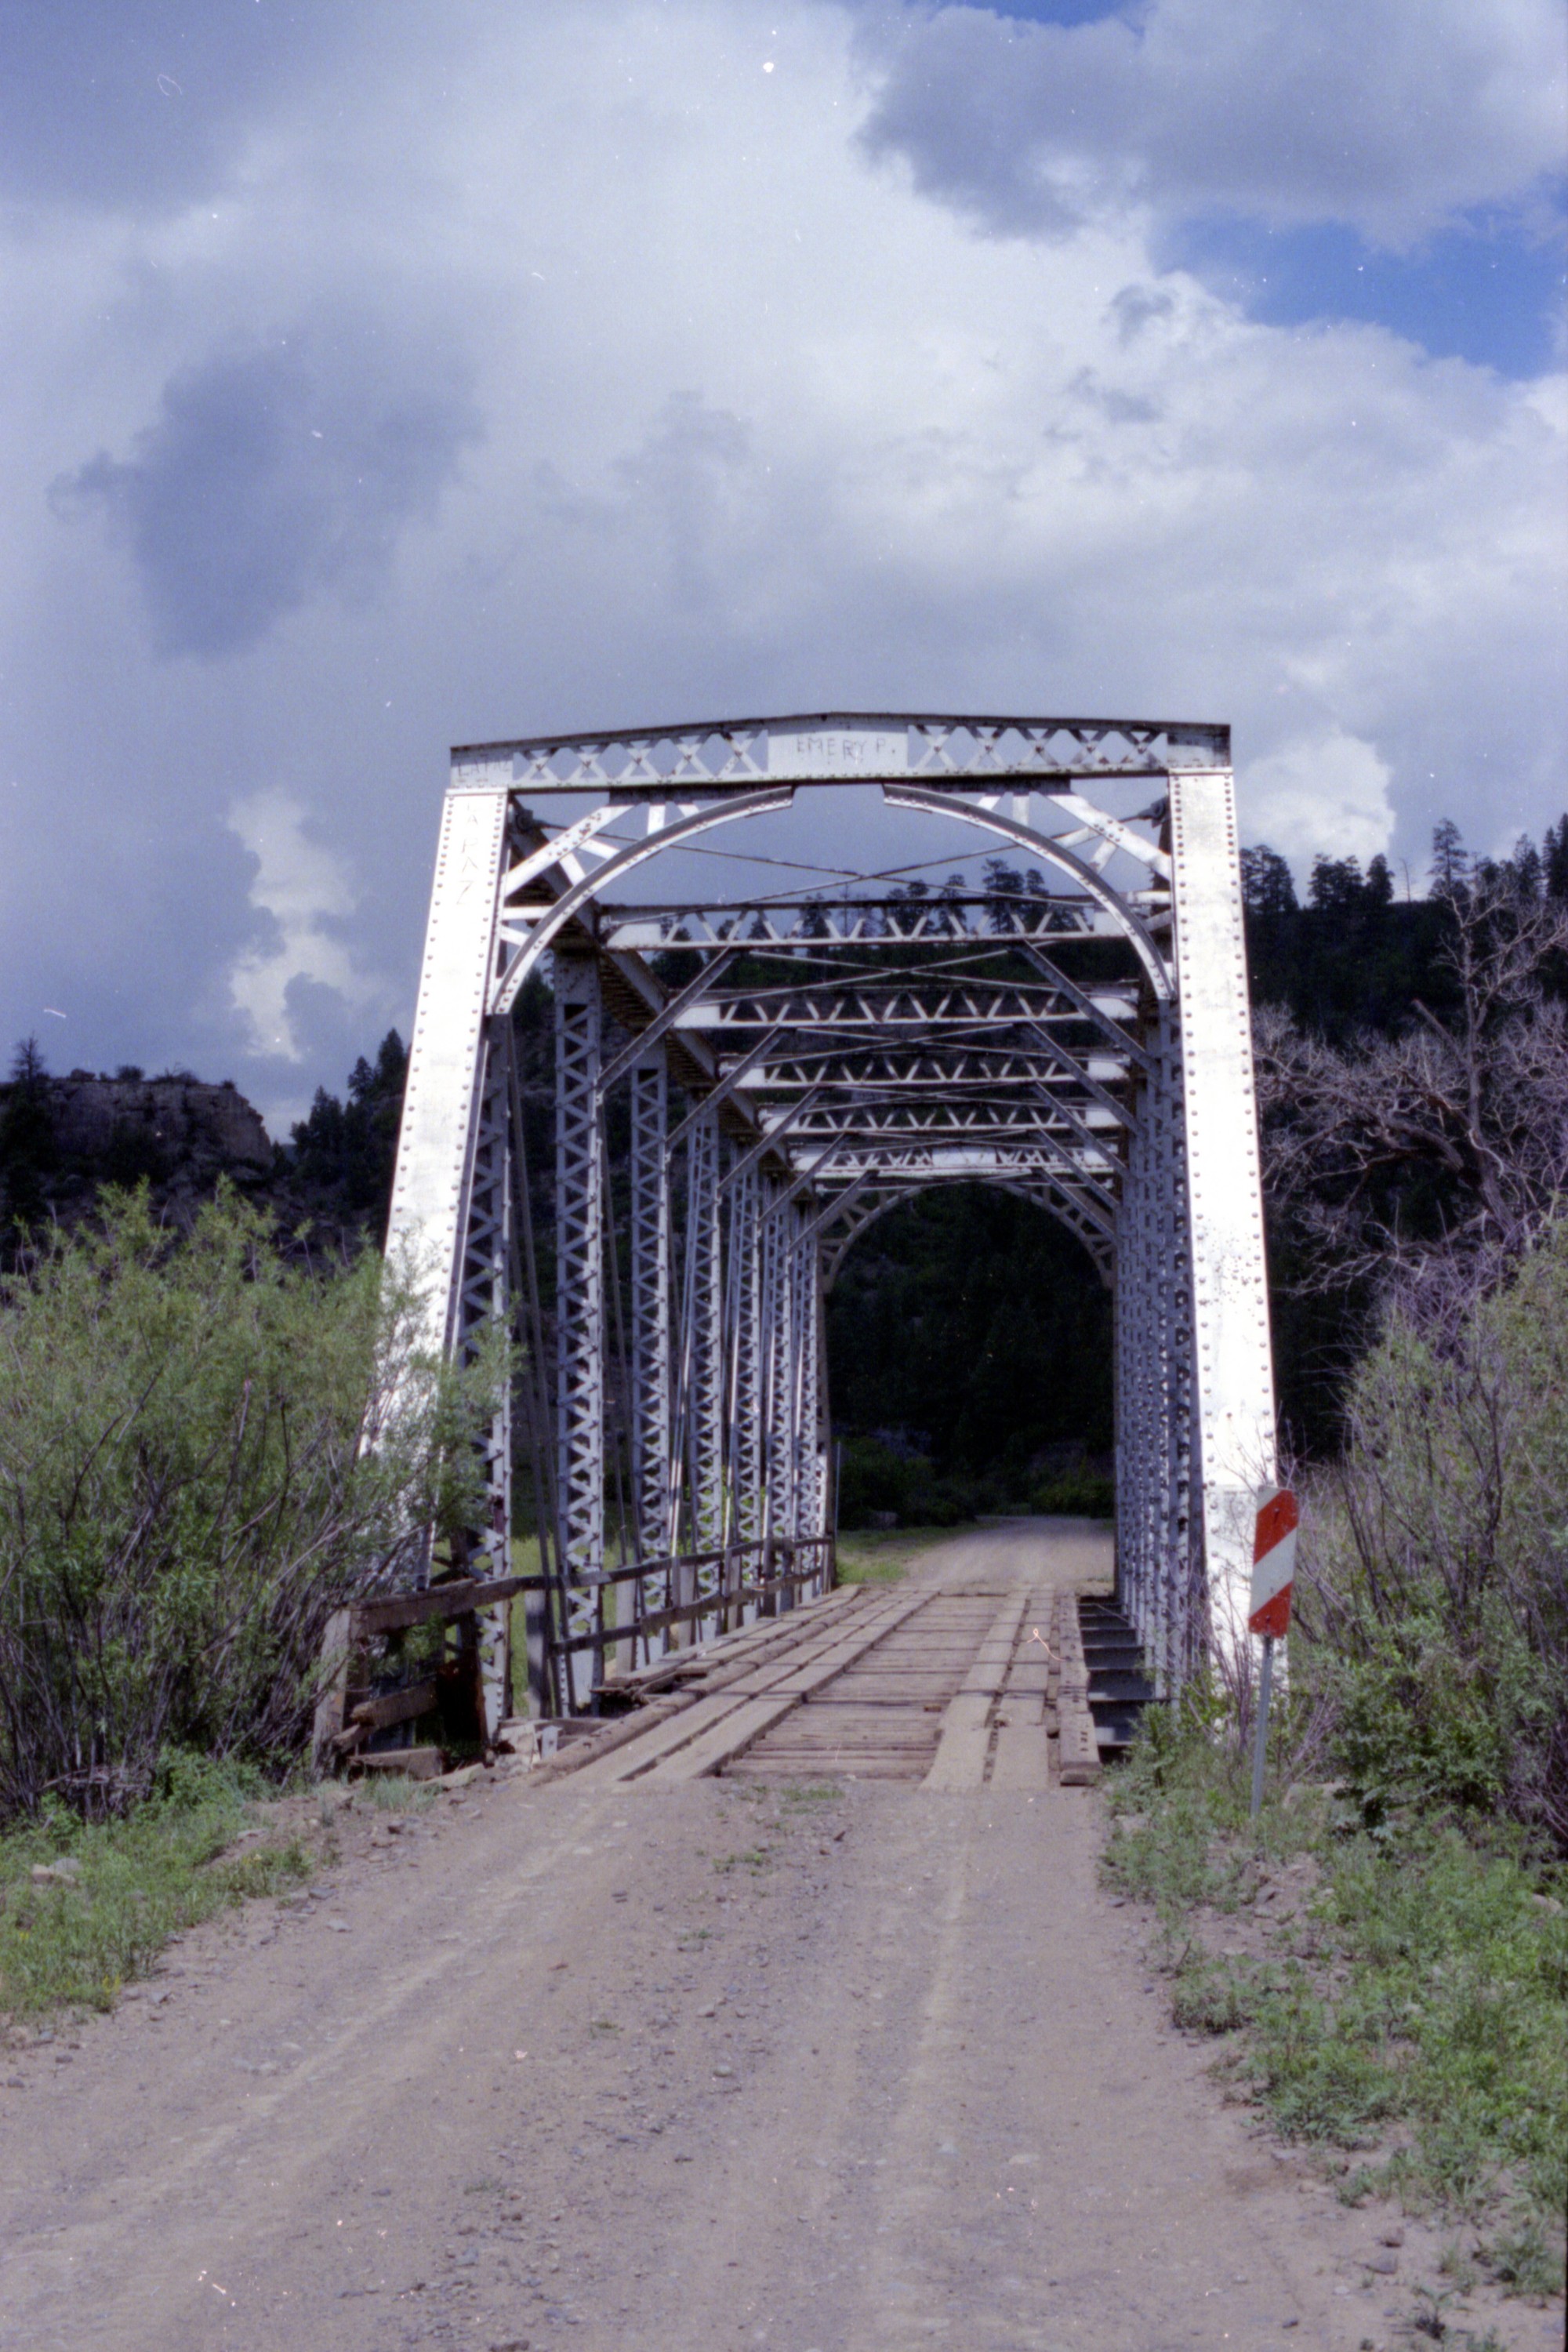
[835,1435,974,1529]
[1029,1466,1115,1517]
[1297,1223,1568,1845]
[0,1186,497,1820]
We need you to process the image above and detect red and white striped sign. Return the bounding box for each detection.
[1249,1486,1298,1639]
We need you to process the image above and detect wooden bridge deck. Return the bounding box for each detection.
[555,1560,1098,1793]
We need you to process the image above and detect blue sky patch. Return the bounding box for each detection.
[1163,213,1566,379]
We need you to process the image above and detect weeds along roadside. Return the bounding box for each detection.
[1102,1698,1568,2299]
[0,1753,321,2020]
[834,1526,948,1584]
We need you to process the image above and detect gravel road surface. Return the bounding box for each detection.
[1,1524,1557,2352]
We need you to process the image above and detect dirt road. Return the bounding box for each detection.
[0,1525,1555,2352]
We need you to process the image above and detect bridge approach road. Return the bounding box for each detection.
[0,1523,1482,2352]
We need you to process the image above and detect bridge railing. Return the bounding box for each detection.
[314,1535,837,1766]
[521,1534,837,1702]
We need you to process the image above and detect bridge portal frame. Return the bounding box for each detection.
[386,714,1276,1730]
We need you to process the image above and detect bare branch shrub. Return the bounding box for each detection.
[1257,880,1568,1295]
[0,1185,496,1820]
[1295,1224,1568,1848]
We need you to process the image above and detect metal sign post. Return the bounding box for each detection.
[1248,1486,1298,1819]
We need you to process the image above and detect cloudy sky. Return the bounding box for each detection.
[2,0,1564,1132]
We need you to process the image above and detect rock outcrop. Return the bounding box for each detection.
[47,1071,272,1185]
[0,1068,276,1236]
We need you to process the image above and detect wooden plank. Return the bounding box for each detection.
[923,1592,1029,1790]
[644,1693,802,1781]
[641,1590,934,1781]
[353,1577,524,1638]
[1054,1588,1102,1783]
[751,1592,932,1698]
[990,1719,1052,1791]
[344,1676,441,1737]
[311,1607,354,1770]
[623,1584,859,1692]
[572,1690,757,1784]
[572,1595,906,1787]
[1058,1704,1101,1784]
[353,1746,444,1780]
[554,1563,835,1654]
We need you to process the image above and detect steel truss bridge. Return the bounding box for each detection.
[386,714,1277,1733]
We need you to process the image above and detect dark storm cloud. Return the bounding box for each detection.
[51,332,481,659]
[0,0,405,209]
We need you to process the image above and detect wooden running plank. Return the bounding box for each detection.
[1055,1590,1102,1786]
[923,1592,1031,1790]
[585,1590,927,1786]
[620,1581,862,1693]
[642,1588,935,1781]
[570,1596,891,1787]
[989,1719,1053,1790]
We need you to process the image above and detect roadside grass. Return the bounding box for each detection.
[358,1771,439,1814]
[1103,1703,1568,2286]
[0,1756,313,2018]
[834,1526,950,1583]
[779,1780,843,1808]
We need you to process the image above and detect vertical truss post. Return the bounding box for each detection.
[1157,1005,1198,1688]
[1143,1015,1178,1695]
[384,780,511,1737]
[452,1018,514,1732]
[786,1205,822,1595]
[800,1227,829,1552]
[554,947,605,1699]
[508,1044,566,1720]
[727,1163,765,1548]
[1151,1019,1182,1694]
[763,1193,797,1549]
[684,1111,725,1557]
[1169,766,1278,1664]
[1116,1006,1200,1695]
[1113,1094,1152,1662]
[629,1052,672,1562]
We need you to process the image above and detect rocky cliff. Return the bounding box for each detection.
[0,1066,276,1235]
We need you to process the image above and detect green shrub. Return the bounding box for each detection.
[835,1435,974,1529]
[1029,1466,1115,1517]
[0,1186,499,1820]
[1105,1708,1568,2234]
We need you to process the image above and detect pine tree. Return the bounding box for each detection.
[1430,818,1469,896]
[1240,844,1298,915]
[1544,817,1568,901]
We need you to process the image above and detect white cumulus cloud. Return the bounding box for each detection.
[1240,732,1396,873]
[227,791,385,1065]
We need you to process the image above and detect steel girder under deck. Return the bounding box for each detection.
[387,713,1277,1727]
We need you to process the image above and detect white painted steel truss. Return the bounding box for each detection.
[387,713,1276,1723]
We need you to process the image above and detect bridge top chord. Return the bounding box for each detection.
[451,710,1231,794]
